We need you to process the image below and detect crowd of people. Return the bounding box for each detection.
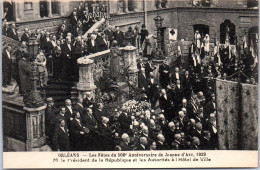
[2,1,152,92]
[2,1,258,151]
[45,30,257,151]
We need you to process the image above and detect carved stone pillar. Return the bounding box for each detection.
[24,104,51,151]
[122,45,138,85]
[124,0,129,13]
[77,57,97,99]
[47,0,52,18]
[132,0,143,12]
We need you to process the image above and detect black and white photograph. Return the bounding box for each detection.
[1,0,258,168]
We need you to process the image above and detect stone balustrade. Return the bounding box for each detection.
[77,45,139,96]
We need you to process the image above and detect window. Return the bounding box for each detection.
[40,1,48,18]
[24,2,33,10]
[248,27,258,50]
[51,0,59,15]
[247,0,258,8]
[3,1,14,21]
[193,24,210,37]
[220,20,236,45]
[193,0,211,7]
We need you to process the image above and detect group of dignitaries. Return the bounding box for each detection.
[2,1,150,91]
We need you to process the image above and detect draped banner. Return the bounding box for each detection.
[241,83,258,150]
[216,79,239,150]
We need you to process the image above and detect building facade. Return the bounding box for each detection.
[2,0,258,57]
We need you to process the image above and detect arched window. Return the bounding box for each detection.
[193,24,210,38]
[220,19,236,45]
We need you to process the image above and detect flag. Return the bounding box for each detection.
[190,92,198,114]
[243,34,248,50]
[216,79,238,150]
[241,83,258,150]
[250,37,258,66]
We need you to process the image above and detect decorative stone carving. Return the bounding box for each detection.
[77,57,97,98]
[121,45,138,85]
[24,104,51,151]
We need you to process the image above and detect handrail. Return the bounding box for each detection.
[82,18,106,39]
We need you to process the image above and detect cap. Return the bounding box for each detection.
[141,24,146,28]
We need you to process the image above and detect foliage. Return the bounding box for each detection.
[95,74,116,94]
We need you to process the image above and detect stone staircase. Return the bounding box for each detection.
[44,79,76,108]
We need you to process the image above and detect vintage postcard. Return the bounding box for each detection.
[1,0,258,168]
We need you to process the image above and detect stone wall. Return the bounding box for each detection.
[17,17,70,36]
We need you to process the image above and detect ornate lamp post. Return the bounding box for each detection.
[23,34,50,151]
[24,35,45,108]
[154,15,164,59]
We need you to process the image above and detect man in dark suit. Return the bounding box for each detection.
[140,24,149,46]
[81,108,98,129]
[174,80,184,109]
[45,97,59,146]
[99,117,114,151]
[171,67,182,84]
[18,52,33,95]
[104,25,114,48]
[145,59,154,78]
[2,45,12,87]
[190,137,201,150]
[182,70,192,100]
[93,103,104,125]
[87,34,98,54]
[135,137,148,150]
[204,113,218,149]
[52,119,70,151]
[204,94,216,119]
[171,133,183,150]
[157,114,168,136]
[81,108,99,150]
[137,58,145,71]
[61,38,73,80]
[113,27,124,47]
[73,97,84,117]
[147,72,160,109]
[200,130,215,150]
[159,89,172,120]
[118,112,131,134]
[69,112,86,151]
[7,23,18,41]
[52,40,62,81]
[119,133,132,151]
[70,11,78,28]
[164,121,177,145]
[191,122,204,143]
[65,99,74,122]
[83,91,95,108]
[156,134,166,150]
[138,68,148,90]
[174,111,189,131]
[21,28,30,43]
[159,60,170,89]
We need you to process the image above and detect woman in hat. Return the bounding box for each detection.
[110,40,121,82]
